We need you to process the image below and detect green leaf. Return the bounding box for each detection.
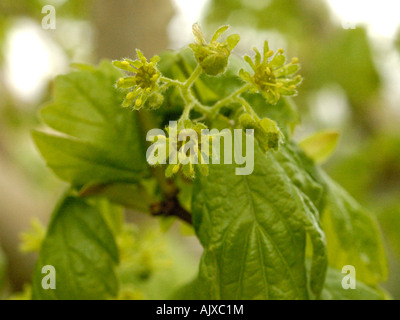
[90,198,125,237]
[272,143,328,297]
[299,130,339,164]
[190,141,327,299]
[116,226,198,300]
[32,132,145,186]
[271,142,325,213]
[321,265,388,300]
[276,143,388,287]
[176,263,389,300]
[33,61,149,187]
[31,196,119,300]
[321,173,388,285]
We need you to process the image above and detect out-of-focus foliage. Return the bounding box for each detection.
[380,202,400,261]
[321,265,388,300]
[327,135,400,204]
[115,223,198,300]
[0,246,6,293]
[0,0,91,19]
[327,134,400,269]
[396,29,400,54]
[0,0,92,62]
[19,218,45,253]
[0,0,95,191]
[205,0,331,39]
[299,131,339,164]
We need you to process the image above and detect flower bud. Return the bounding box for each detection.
[189,24,240,76]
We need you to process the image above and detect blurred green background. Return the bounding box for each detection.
[0,0,399,299]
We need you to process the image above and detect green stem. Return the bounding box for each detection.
[180,101,194,120]
[160,77,183,88]
[160,66,251,122]
[177,65,208,120]
[235,96,260,121]
[193,102,212,116]
[210,83,251,116]
[183,64,202,90]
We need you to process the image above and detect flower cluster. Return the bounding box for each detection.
[111,25,303,180]
[239,113,283,152]
[239,41,302,105]
[147,120,216,179]
[113,49,163,110]
[189,23,240,76]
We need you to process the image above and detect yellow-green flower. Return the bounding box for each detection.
[189,23,240,76]
[113,49,163,110]
[148,120,216,179]
[239,41,302,105]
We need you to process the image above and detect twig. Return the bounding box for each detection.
[150,196,192,225]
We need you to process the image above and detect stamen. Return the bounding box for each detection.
[172,164,180,174]
[126,92,135,100]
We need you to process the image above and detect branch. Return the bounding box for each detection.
[150,196,192,225]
